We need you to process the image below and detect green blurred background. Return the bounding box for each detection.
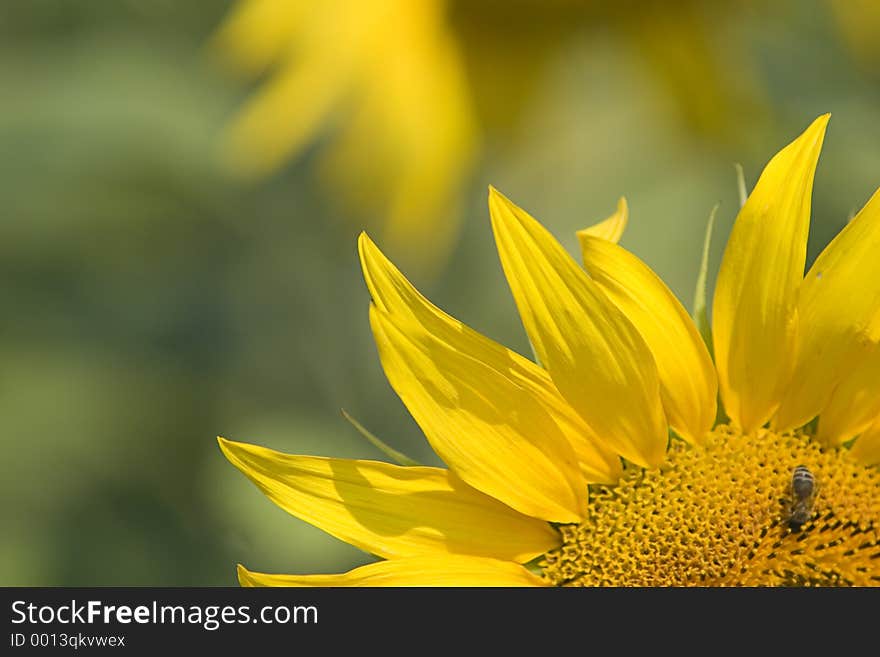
[2,0,879,585]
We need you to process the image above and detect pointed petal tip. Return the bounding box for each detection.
[488,189,535,240]
[357,231,377,265]
[487,185,501,207]
[220,439,562,562]
[577,197,629,245]
[217,436,249,467]
[487,185,516,213]
[795,114,830,155]
[358,231,391,306]
[236,563,254,587]
[357,230,373,250]
[712,114,831,430]
[807,112,830,137]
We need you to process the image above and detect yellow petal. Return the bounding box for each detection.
[238,555,548,587]
[576,197,628,247]
[218,438,559,563]
[211,0,308,76]
[580,236,717,443]
[541,388,624,485]
[219,2,378,177]
[850,417,880,466]
[224,58,348,176]
[774,187,880,431]
[359,233,622,484]
[489,187,667,468]
[816,342,880,445]
[712,115,829,433]
[370,306,588,523]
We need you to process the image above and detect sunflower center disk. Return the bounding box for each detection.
[541,426,880,586]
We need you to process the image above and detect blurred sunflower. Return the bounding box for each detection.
[210,0,772,268]
[828,0,880,66]
[211,1,880,270]
[220,116,879,586]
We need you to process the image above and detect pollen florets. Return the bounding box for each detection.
[542,427,880,586]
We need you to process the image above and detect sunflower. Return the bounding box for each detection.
[209,0,768,270]
[211,0,477,265]
[220,115,880,586]
[211,1,880,271]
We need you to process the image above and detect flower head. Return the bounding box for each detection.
[220,116,880,586]
[209,0,765,268]
[211,2,880,271]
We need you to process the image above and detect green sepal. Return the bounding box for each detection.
[734,163,748,208]
[692,204,718,359]
[341,409,420,466]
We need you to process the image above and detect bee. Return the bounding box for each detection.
[788,465,816,531]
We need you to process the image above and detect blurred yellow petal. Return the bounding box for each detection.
[238,555,547,587]
[816,343,880,445]
[215,0,476,271]
[317,4,476,265]
[218,438,559,562]
[576,197,628,247]
[211,0,308,76]
[774,187,880,431]
[850,417,880,466]
[829,0,880,66]
[712,115,829,433]
[219,0,383,177]
[628,3,764,142]
[224,55,350,177]
[360,232,623,484]
[370,306,588,523]
[580,236,717,444]
[489,187,667,468]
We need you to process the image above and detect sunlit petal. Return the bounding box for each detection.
[490,187,667,468]
[712,115,829,432]
[580,236,717,443]
[816,343,880,445]
[359,232,623,483]
[850,417,880,466]
[576,197,628,247]
[211,0,308,76]
[774,188,880,431]
[371,306,588,523]
[238,555,548,587]
[218,438,560,562]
